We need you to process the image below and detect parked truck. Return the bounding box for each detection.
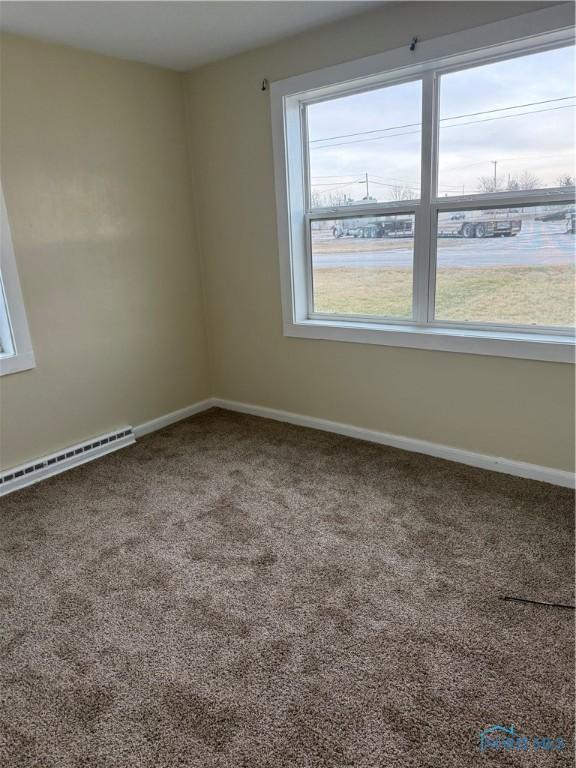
[437,212,522,238]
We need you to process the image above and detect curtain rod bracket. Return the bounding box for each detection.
[261,78,269,92]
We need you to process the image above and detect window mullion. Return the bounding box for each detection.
[413,71,438,324]
[301,103,311,215]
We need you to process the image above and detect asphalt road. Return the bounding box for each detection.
[312,220,575,269]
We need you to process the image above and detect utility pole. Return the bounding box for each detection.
[364,172,370,199]
[491,160,498,191]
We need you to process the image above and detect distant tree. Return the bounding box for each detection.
[516,170,541,190]
[498,170,542,192]
[558,174,575,187]
[477,176,504,194]
[310,189,353,208]
[310,189,324,208]
[327,191,353,206]
[390,184,415,201]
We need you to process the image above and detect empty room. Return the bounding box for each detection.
[0,1,574,765]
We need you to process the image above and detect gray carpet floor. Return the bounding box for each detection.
[0,408,574,767]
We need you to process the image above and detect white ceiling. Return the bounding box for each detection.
[0,1,386,71]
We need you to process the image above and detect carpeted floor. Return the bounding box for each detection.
[0,408,574,767]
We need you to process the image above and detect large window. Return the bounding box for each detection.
[272,7,575,362]
[0,186,35,376]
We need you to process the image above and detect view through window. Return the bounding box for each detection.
[311,215,415,318]
[308,80,422,207]
[305,44,575,329]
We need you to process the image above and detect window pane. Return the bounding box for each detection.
[307,80,422,208]
[0,277,15,356]
[434,205,575,326]
[311,215,415,318]
[438,46,575,197]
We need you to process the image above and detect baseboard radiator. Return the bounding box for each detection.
[0,427,135,496]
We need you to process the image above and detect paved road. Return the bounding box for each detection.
[313,221,575,269]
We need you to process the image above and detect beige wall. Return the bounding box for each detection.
[0,33,209,469]
[186,1,575,473]
[1,3,573,475]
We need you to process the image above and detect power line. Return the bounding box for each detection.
[370,173,465,190]
[310,119,421,145]
[440,150,575,173]
[442,95,575,123]
[310,174,470,201]
[368,179,417,191]
[309,95,575,145]
[311,179,363,187]
[371,173,419,185]
[311,104,575,150]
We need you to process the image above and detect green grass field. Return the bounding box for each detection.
[312,265,575,326]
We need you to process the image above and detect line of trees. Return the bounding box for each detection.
[310,172,574,207]
[477,172,574,194]
[310,189,354,208]
[310,183,413,208]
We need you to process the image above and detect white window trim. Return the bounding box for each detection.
[0,186,35,376]
[271,4,576,363]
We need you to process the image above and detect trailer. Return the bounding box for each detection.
[438,212,522,238]
[332,218,413,239]
[331,212,522,239]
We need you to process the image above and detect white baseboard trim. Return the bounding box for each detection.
[211,398,575,489]
[133,399,214,438]
[2,397,572,495]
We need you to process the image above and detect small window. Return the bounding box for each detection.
[272,7,575,362]
[0,186,35,376]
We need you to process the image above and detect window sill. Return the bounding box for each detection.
[0,350,36,376]
[284,320,575,363]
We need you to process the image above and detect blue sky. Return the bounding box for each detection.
[307,45,575,205]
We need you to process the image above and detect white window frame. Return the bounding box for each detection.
[0,185,35,376]
[271,4,575,363]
